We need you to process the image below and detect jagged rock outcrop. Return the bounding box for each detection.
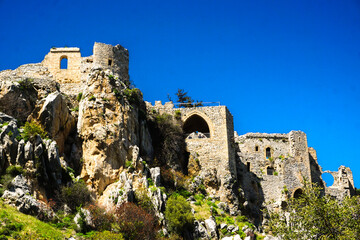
[193,220,210,239]
[0,113,64,200]
[0,78,37,122]
[2,175,54,219]
[77,68,153,194]
[205,216,218,239]
[29,91,76,154]
[0,65,60,122]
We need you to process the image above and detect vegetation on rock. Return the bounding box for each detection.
[165,194,194,236]
[20,121,47,141]
[114,202,159,240]
[56,180,92,212]
[148,112,187,172]
[267,180,360,240]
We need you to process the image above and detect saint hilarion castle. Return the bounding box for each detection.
[0,42,355,239]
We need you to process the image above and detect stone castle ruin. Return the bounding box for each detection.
[148,100,355,222]
[0,42,355,225]
[41,42,129,94]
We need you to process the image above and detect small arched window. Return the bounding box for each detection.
[255,146,259,152]
[293,188,303,199]
[60,56,68,69]
[267,167,274,175]
[266,147,271,159]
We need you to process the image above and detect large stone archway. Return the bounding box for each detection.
[183,111,214,138]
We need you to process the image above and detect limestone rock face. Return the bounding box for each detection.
[29,92,76,154]
[205,217,218,239]
[0,78,37,122]
[0,64,60,122]
[193,220,210,239]
[77,69,153,194]
[2,175,54,219]
[0,113,64,200]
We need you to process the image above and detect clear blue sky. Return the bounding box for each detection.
[1,0,359,187]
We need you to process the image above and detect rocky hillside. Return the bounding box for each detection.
[1,43,324,240]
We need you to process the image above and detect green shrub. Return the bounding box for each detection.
[174,110,181,119]
[6,165,24,177]
[71,106,79,112]
[87,205,115,232]
[135,188,155,214]
[123,88,142,106]
[89,231,124,240]
[165,194,194,235]
[125,161,134,171]
[147,178,154,186]
[76,92,83,102]
[176,189,191,199]
[21,121,47,142]
[89,95,96,101]
[18,78,34,91]
[58,181,92,212]
[206,201,218,208]
[7,131,13,137]
[0,174,14,195]
[194,193,205,201]
[77,207,91,233]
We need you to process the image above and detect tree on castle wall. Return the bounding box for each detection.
[168,89,203,108]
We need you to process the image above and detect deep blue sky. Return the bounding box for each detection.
[1,0,359,187]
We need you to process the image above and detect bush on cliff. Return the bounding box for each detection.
[148,113,188,172]
[21,121,47,142]
[57,180,92,212]
[165,194,194,236]
[114,202,159,240]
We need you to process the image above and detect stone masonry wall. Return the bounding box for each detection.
[235,131,313,206]
[42,47,82,84]
[40,43,129,96]
[93,42,129,84]
[147,102,237,200]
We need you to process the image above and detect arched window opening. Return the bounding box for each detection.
[184,114,210,139]
[60,56,68,69]
[293,188,303,199]
[267,167,274,175]
[108,59,113,66]
[266,147,271,159]
[255,146,259,152]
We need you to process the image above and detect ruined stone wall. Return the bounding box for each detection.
[146,102,237,200]
[325,166,355,200]
[180,106,236,179]
[309,147,324,188]
[40,43,129,95]
[42,47,81,84]
[235,131,313,205]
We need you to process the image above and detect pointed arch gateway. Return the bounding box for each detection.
[183,112,212,139]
